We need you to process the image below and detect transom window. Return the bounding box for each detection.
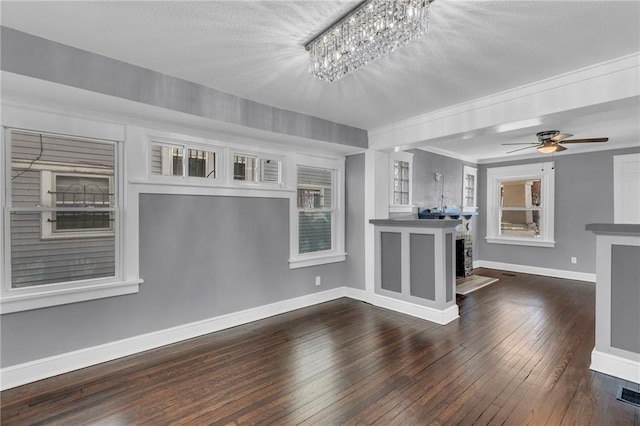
[151,144,217,179]
[233,153,282,185]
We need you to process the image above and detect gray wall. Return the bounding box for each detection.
[345,153,365,290]
[476,147,640,273]
[0,26,368,149]
[411,149,468,210]
[610,244,640,354]
[0,193,357,367]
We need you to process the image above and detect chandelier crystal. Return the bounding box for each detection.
[305,0,434,83]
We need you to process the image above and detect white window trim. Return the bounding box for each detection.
[1,110,141,315]
[462,165,478,213]
[389,151,414,213]
[485,161,555,248]
[40,170,115,240]
[147,137,224,184]
[230,150,285,188]
[289,154,346,269]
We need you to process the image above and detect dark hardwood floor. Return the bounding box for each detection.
[2,269,639,425]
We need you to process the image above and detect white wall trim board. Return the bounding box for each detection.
[344,287,367,301]
[0,284,459,390]
[591,350,640,384]
[369,293,459,325]
[475,260,596,283]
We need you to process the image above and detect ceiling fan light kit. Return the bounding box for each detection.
[537,142,566,154]
[305,0,434,82]
[504,130,608,155]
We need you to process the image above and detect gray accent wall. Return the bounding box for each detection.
[476,147,640,274]
[345,153,365,290]
[381,232,402,293]
[0,194,352,367]
[0,26,368,149]
[610,244,640,354]
[409,234,436,300]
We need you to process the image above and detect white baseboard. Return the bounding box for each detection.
[370,294,459,325]
[0,287,347,391]
[591,350,640,384]
[475,260,596,282]
[344,286,367,301]
[1,285,455,391]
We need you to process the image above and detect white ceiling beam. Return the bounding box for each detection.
[369,53,640,152]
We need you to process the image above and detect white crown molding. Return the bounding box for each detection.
[369,52,640,151]
[475,260,596,283]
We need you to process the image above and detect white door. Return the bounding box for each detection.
[614,153,640,224]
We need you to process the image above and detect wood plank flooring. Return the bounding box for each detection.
[2,268,639,425]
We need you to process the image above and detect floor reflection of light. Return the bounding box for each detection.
[91,415,130,426]
[285,333,340,413]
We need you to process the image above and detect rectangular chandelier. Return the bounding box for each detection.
[305,0,434,83]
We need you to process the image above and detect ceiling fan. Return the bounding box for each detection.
[503,130,609,154]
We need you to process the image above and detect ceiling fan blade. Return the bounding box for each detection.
[559,138,609,144]
[550,133,573,142]
[554,145,567,152]
[501,143,538,146]
[506,145,538,154]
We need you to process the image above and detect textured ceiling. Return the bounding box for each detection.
[2,1,639,159]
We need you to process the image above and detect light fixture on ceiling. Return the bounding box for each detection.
[305,0,434,83]
[536,141,566,154]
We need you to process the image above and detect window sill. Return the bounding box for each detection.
[289,252,347,269]
[1,279,142,314]
[485,237,555,248]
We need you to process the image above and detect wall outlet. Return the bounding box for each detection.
[571,257,577,264]
[315,276,321,286]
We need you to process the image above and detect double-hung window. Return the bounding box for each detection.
[2,128,137,313]
[290,157,345,268]
[297,166,333,254]
[486,161,555,247]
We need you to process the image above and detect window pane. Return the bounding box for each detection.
[260,159,280,184]
[10,212,116,288]
[500,179,541,208]
[9,131,118,289]
[401,163,409,180]
[297,167,332,209]
[500,209,540,238]
[151,145,183,176]
[11,132,115,207]
[187,149,216,178]
[298,211,332,254]
[234,155,256,181]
